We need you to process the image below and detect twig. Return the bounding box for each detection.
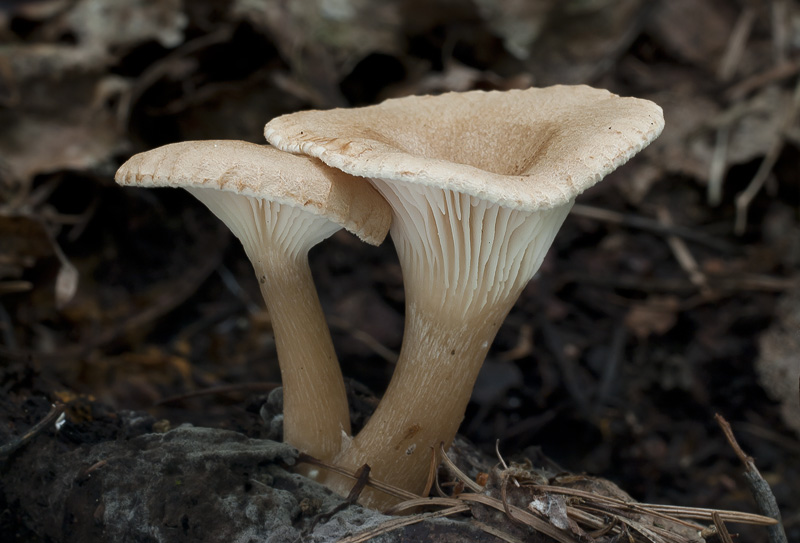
[385,496,467,514]
[539,319,591,412]
[217,265,262,315]
[564,272,798,296]
[438,442,484,493]
[571,204,737,253]
[345,464,372,503]
[735,420,800,455]
[656,207,711,296]
[708,126,730,206]
[574,504,672,543]
[296,453,421,503]
[715,413,788,543]
[534,484,777,527]
[328,441,780,543]
[498,323,534,361]
[0,403,65,462]
[328,315,398,364]
[305,464,375,533]
[458,493,580,543]
[713,511,735,543]
[500,465,525,528]
[155,382,280,406]
[595,323,626,408]
[499,408,559,441]
[32,214,79,309]
[772,0,790,65]
[583,512,620,538]
[735,75,800,235]
[470,519,527,543]
[0,280,33,296]
[717,7,757,82]
[117,26,235,125]
[725,61,800,102]
[420,445,438,500]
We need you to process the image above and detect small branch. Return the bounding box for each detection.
[295,453,422,503]
[345,464,372,503]
[438,442,484,493]
[536,484,776,527]
[595,323,626,409]
[0,403,65,462]
[305,464,375,533]
[420,445,438,500]
[328,315,398,364]
[656,207,712,296]
[735,75,800,235]
[155,382,280,406]
[715,413,788,543]
[471,519,527,543]
[772,0,790,65]
[725,61,800,102]
[712,511,735,543]
[707,126,730,207]
[564,272,798,296]
[571,204,737,253]
[717,7,757,82]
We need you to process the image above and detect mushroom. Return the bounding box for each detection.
[265,86,664,507]
[115,140,391,468]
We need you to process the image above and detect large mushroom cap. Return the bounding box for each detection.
[265,85,664,212]
[115,140,391,245]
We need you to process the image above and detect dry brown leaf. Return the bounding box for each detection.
[647,0,737,72]
[624,295,680,339]
[0,44,128,183]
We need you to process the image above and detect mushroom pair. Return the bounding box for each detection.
[117,86,664,511]
[264,86,664,508]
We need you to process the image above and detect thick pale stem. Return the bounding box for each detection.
[255,254,351,464]
[330,181,571,509]
[186,189,350,468]
[331,297,516,508]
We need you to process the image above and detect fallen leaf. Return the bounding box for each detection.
[624,295,680,339]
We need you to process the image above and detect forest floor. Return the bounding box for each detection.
[1,1,798,541]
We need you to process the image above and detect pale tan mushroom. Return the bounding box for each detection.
[115,140,391,470]
[265,86,664,508]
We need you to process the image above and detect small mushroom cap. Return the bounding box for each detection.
[265,86,664,212]
[115,140,391,245]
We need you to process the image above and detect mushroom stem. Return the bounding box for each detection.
[331,183,572,509]
[253,254,352,467]
[116,141,392,478]
[188,189,352,468]
[332,298,513,507]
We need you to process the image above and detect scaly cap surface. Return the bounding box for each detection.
[264,86,664,211]
[115,140,391,245]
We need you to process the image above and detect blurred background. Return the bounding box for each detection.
[1,0,798,539]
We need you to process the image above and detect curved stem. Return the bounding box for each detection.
[329,181,570,509]
[331,297,514,509]
[188,190,351,468]
[254,255,351,466]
